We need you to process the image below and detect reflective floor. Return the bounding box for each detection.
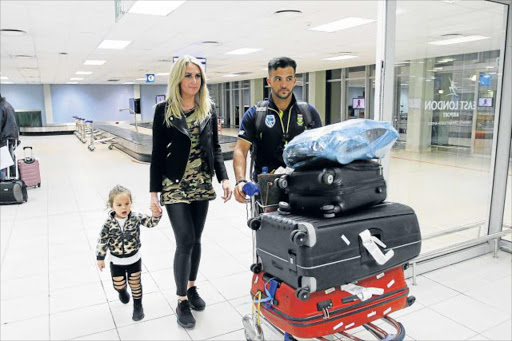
[0,135,510,340]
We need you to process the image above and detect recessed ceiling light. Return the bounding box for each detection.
[0,29,27,36]
[310,17,375,33]
[1,81,14,84]
[486,66,495,69]
[202,41,220,45]
[0,76,9,80]
[323,55,358,61]
[128,1,185,16]
[76,71,93,75]
[156,72,169,76]
[225,48,261,55]
[98,40,132,49]
[84,60,106,65]
[429,35,489,45]
[124,82,135,84]
[70,77,84,81]
[59,52,68,55]
[66,82,78,84]
[108,79,120,82]
[14,55,34,59]
[222,74,239,77]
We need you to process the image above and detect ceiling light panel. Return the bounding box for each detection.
[128,1,185,16]
[97,40,132,49]
[310,17,376,33]
[428,35,489,46]
[84,60,106,65]
[76,71,93,75]
[70,77,84,80]
[324,55,358,61]
[225,48,261,55]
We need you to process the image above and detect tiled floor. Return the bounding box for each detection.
[0,135,511,341]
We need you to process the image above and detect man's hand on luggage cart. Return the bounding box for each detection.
[235,181,259,203]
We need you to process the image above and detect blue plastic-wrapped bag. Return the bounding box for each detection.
[283,119,399,169]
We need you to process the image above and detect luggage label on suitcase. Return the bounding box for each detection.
[255,202,422,295]
[250,266,414,339]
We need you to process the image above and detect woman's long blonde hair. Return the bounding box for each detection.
[165,55,212,126]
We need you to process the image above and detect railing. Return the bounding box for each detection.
[410,225,512,285]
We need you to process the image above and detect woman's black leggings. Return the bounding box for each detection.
[165,200,209,296]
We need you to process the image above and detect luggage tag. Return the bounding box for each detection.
[340,283,384,302]
[359,229,394,265]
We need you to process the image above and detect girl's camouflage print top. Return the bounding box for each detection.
[161,111,216,204]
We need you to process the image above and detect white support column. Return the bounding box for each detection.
[308,71,326,124]
[250,79,264,106]
[43,84,53,124]
[488,2,511,235]
[374,0,397,182]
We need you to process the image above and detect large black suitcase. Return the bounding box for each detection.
[252,202,421,300]
[277,160,387,218]
[0,179,28,204]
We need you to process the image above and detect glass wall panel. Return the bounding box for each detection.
[505,137,512,242]
[345,78,365,120]
[392,0,508,253]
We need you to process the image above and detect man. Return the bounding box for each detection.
[0,94,20,180]
[233,57,322,203]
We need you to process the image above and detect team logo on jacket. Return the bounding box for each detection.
[265,115,276,128]
[297,113,304,126]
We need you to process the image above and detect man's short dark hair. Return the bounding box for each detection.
[268,57,297,74]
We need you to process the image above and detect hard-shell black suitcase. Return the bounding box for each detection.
[276,160,387,218]
[251,202,421,300]
[0,179,28,204]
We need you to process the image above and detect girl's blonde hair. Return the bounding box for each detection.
[107,185,132,208]
[165,55,212,126]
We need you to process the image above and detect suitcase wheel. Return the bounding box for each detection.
[376,186,384,193]
[88,145,95,152]
[276,175,288,189]
[406,295,416,307]
[247,217,261,231]
[290,230,307,246]
[320,171,334,185]
[250,263,262,274]
[295,287,310,301]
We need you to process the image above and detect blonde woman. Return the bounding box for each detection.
[149,55,232,329]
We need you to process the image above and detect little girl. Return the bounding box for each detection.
[96,185,161,321]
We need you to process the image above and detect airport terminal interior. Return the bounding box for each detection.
[1,1,511,340]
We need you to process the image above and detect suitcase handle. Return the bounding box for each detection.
[23,146,35,163]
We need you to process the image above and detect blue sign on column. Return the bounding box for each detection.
[146,74,155,83]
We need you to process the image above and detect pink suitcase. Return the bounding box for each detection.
[17,146,41,188]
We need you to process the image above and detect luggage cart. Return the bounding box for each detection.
[242,182,408,341]
[86,121,117,152]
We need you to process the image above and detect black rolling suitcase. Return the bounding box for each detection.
[0,142,28,205]
[276,160,387,218]
[251,202,421,299]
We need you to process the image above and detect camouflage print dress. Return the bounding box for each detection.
[160,111,216,204]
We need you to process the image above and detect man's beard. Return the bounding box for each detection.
[274,89,291,100]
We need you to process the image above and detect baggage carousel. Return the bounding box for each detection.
[94,122,237,162]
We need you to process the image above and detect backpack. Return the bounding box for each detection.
[249,100,315,178]
[254,100,314,140]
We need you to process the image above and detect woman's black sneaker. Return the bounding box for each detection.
[118,288,130,304]
[187,286,205,311]
[176,299,195,329]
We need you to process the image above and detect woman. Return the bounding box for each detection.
[150,55,232,329]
